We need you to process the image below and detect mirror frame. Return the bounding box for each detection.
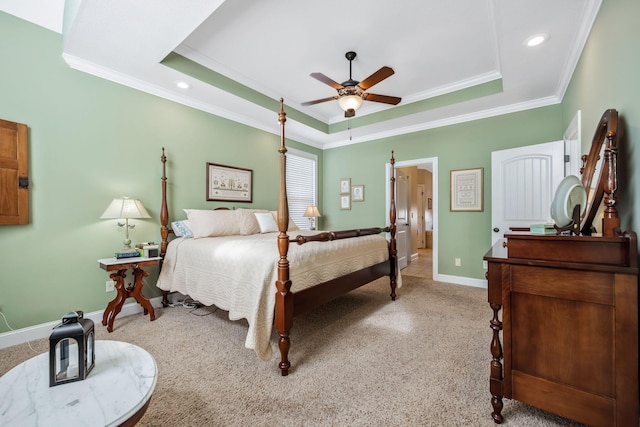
[580,109,619,235]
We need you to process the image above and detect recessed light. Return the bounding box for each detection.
[525,34,548,47]
[176,81,190,89]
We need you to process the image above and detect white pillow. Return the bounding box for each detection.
[171,220,193,238]
[254,212,279,233]
[270,211,300,231]
[237,208,268,235]
[183,209,241,238]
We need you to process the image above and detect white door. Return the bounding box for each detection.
[396,174,410,269]
[417,184,425,248]
[491,141,564,245]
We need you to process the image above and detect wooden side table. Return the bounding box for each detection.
[98,257,161,332]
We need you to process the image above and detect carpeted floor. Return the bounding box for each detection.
[0,275,585,426]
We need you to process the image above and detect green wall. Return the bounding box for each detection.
[0,12,320,333]
[2,0,639,334]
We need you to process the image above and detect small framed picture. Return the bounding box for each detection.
[340,195,351,210]
[450,167,483,212]
[340,178,351,194]
[351,185,364,202]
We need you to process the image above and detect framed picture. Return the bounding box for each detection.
[340,178,351,194]
[351,185,364,202]
[340,194,351,210]
[450,167,483,212]
[206,163,253,202]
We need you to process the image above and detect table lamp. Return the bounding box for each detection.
[303,205,321,230]
[100,197,151,256]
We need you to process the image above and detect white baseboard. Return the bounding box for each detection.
[0,296,164,350]
[435,273,487,289]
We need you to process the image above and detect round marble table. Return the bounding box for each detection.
[0,340,157,426]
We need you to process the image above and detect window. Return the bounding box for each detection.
[285,148,317,230]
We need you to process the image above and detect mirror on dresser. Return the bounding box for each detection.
[579,108,619,235]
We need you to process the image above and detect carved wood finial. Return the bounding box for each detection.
[278,98,287,155]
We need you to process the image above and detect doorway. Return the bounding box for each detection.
[386,157,438,280]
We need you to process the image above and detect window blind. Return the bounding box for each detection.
[285,149,317,230]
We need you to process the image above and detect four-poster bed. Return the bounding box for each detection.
[157,99,398,375]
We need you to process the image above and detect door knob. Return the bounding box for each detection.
[493,227,499,233]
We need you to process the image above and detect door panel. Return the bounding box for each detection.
[491,141,564,245]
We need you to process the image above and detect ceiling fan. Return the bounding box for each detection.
[302,51,401,118]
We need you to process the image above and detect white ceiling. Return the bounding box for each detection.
[2,0,601,149]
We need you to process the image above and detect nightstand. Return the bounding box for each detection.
[97,256,161,332]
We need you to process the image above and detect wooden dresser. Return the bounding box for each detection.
[484,232,639,426]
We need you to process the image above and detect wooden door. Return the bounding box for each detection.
[491,141,564,245]
[0,119,29,225]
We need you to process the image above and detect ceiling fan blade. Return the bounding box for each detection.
[363,93,402,105]
[358,66,395,90]
[301,96,339,106]
[310,73,344,90]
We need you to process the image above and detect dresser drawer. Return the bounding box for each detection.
[510,265,614,305]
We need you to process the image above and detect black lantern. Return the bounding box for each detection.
[49,311,95,387]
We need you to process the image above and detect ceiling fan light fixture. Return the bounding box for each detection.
[302,51,400,118]
[338,94,363,113]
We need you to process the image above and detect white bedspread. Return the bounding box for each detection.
[156,231,390,360]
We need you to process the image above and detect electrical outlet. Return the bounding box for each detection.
[483,260,488,269]
[455,258,461,267]
[106,280,115,292]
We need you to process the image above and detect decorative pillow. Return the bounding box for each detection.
[270,211,300,231]
[254,212,279,233]
[183,209,241,238]
[171,220,193,238]
[236,208,269,235]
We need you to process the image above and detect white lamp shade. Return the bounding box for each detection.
[338,95,363,112]
[100,197,151,219]
[303,206,321,217]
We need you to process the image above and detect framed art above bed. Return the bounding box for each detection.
[206,163,253,202]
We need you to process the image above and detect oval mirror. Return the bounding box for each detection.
[579,109,618,235]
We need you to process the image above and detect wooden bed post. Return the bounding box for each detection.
[160,147,171,307]
[160,147,169,256]
[389,151,398,301]
[274,98,293,376]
